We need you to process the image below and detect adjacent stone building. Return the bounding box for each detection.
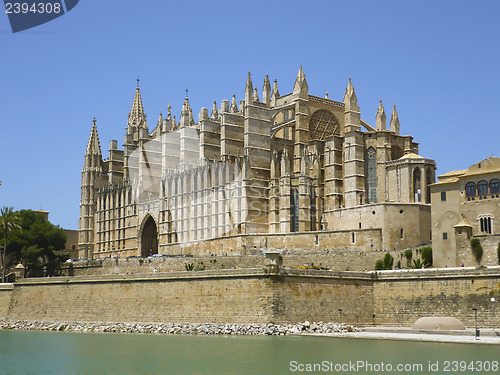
[78,68,435,259]
[431,156,500,267]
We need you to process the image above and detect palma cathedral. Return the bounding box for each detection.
[78,68,435,259]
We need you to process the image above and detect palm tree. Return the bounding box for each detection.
[1,207,21,283]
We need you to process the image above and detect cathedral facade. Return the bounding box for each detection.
[78,68,435,259]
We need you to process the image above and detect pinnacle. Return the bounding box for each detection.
[128,81,147,132]
[86,118,102,156]
[211,100,219,119]
[272,79,279,98]
[130,86,145,119]
[293,66,308,93]
[245,72,253,97]
[230,94,238,113]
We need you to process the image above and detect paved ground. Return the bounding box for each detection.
[309,327,500,345]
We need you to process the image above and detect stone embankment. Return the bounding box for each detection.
[0,320,356,336]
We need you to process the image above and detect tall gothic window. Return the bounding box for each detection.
[291,188,300,232]
[413,167,422,202]
[366,147,377,203]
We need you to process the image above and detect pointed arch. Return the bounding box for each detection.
[139,214,158,257]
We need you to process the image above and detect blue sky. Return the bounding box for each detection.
[1,0,499,229]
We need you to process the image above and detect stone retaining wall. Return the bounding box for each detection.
[2,267,499,328]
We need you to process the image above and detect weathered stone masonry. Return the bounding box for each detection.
[1,267,499,328]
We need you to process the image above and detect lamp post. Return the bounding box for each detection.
[491,297,497,332]
[472,308,479,339]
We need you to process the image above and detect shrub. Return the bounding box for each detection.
[421,246,433,267]
[383,253,394,270]
[404,249,413,259]
[409,259,424,269]
[471,238,483,264]
[375,260,384,270]
[184,263,206,271]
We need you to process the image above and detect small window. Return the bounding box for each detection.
[465,182,476,197]
[441,191,446,201]
[443,232,448,240]
[351,232,355,244]
[400,228,404,239]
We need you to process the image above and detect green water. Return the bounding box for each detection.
[0,330,498,375]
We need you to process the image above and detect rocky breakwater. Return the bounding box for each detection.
[0,320,356,335]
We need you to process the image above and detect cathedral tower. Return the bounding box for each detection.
[78,118,104,259]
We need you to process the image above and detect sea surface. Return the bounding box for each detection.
[0,330,498,375]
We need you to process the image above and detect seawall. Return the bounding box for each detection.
[1,267,499,328]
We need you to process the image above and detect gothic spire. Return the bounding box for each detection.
[127,81,147,132]
[156,112,163,135]
[245,72,253,104]
[376,100,387,131]
[390,104,400,135]
[293,66,308,95]
[157,112,163,128]
[86,117,102,157]
[263,75,271,106]
[343,77,360,112]
[180,93,194,128]
[271,79,280,106]
[230,94,238,113]
[253,87,259,102]
[211,100,219,120]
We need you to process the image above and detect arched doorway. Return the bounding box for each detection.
[141,216,158,257]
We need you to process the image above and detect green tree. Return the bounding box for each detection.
[1,207,22,282]
[2,210,68,277]
[421,246,433,267]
